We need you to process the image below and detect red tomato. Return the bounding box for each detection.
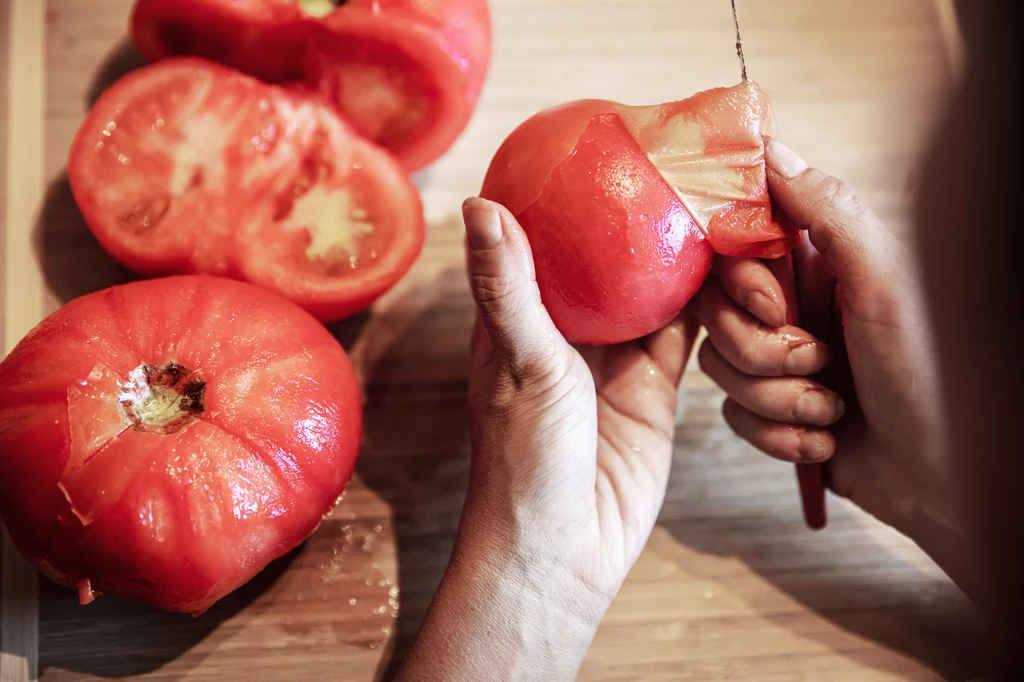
[68,58,425,323]
[0,276,362,614]
[130,0,492,171]
[481,81,796,345]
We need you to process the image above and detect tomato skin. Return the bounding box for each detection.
[68,58,425,323]
[486,108,713,345]
[130,0,492,170]
[481,82,795,344]
[0,276,362,614]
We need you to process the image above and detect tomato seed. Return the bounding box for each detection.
[121,195,171,231]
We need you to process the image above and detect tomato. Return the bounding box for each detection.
[68,58,425,323]
[0,276,362,614]
[130,0,492,171]
[481,81,796,345]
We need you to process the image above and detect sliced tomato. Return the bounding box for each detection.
[481,81,796,344]
[131,0,308,82]
[130,0,492,170]
[0,276,362,614]
[68,58,425,322]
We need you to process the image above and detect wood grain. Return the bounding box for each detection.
[2,0,45,680]
[3,1,987,680]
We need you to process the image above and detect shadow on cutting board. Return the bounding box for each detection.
[38,547,299,678]
[35,172,138,304]
[660,486,989,680]
[86,37,148,108]
[351,224,475,680]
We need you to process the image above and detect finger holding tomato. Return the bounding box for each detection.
[481,80,797,346]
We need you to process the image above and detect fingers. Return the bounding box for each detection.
[698,340,844,427]
[764,138,901,291]
[715,257,787,328]
[722,398,836,464]
[464,198,569,384]
[645,310,699,387]
[692,279,831,377]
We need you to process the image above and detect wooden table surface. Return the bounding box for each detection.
[1,0,987,680]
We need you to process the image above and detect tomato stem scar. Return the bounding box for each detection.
[117,362,205,434]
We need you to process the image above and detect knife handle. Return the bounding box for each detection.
[771,236,835,531]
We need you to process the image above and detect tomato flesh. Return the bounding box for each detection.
[68,58,425,322]
[0,276,362,614]
[481,81,796,344]
[130,0,492,170]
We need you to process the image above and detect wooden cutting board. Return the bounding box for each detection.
[1,1,985,680]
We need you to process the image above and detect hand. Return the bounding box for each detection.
[692,138,976,599]
[396,198,697,681]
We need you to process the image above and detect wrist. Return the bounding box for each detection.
[897,494,985,608]
[396,525,608,682]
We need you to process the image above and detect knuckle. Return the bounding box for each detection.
[471,273,515,308]
[816,174,867,216]
[491,344,578,408]
[735,341,768,375]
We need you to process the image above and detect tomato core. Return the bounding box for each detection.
[117,362,206,435]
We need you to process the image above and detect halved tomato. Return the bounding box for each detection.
[481,81,797,345]
[130,0,492,171]
[68,58,425,322]
[0,276,362,614]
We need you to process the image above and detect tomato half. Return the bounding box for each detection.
[68,58,425,323]
[0,276,362,614]
[481,81,796,345]
[130,0,492,171]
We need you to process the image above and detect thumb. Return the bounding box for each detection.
[764,137,904,306]
[463,197,569,384]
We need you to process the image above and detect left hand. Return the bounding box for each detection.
[396,198,697,681]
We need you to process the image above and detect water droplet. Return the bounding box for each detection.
[349,598,357,606]
[373,605,387,615]
[373,523,383,532]
[365,578,373,586]
[369,643,377,649]
[381,626,391,635]
[388,586,399,598]
[377,579,387,587]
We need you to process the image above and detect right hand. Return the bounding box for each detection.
[693,138,975,597]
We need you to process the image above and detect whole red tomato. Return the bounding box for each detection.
[481,81,796,345]
[0,276,362,614]
[131,0,492,171]
[68,58,425,323]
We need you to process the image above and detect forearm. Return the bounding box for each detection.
[393,532,605,682]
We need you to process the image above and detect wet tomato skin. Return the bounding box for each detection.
[68,58,425,323]
[0,276,362,614]
[509,111,713,346]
